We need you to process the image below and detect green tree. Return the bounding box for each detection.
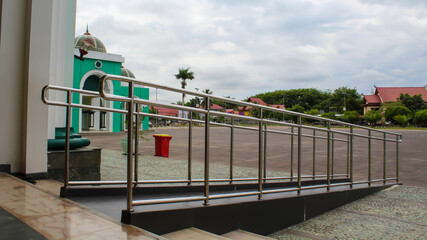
[399,93,426,114]
[414,109,427,127]
[175,67,195,105]
[384,105,412,124]
[200,89,213,108]
[363,110,382,125]
[253,88,330,111]
[329,87,363,114]
[285,104,305,122]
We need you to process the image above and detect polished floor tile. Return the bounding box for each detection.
[0,173,162,240]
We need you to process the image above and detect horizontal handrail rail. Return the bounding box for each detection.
[131,180,397,206]
[66,174,349,186]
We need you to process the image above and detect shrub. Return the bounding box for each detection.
[341,111,360,124]
[393,115,408,126]
[363,110,382,125]
[414,109,427,127]
[321,112,336,120]
[384,105,412,124]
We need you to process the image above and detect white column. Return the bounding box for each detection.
[23,0,76,175]
[0,0,29,172]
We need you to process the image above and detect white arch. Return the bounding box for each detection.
[78,70,114,132]
[79,69,111,91]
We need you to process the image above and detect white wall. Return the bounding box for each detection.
[47,0,76,139]
[0,0,76,175]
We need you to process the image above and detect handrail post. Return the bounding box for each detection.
[126,82,134,212]
[368,129,372,186]
[64,90,72,189]
[297,115,302,194]
[383,132,386,185]
[312,129,316,180]
[134,103,140,187]
[258,108,263,199]
[204,97,210,206]
[396,135,400,183]
[350,126,354,188]
[263,123,267,182]
[331,132,335,179]
[327,122,331,191]
[188,116,193,185]
[230,118,234,184]
[290,126,294,182]
[346,135,350,178]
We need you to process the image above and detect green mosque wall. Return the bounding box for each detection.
[71,57,149,132]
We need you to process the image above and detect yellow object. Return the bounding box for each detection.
[153,134,171,137]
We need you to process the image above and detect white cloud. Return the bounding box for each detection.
[76,0,427,103]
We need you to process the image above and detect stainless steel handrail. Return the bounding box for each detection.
[42,73,402,212]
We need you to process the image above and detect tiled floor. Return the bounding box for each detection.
[0,173,165,240]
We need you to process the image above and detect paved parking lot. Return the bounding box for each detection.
[83,127,427,188]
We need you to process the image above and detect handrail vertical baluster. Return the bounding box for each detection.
[327,122,331,191]
[383,132,386,185]
[396,135,399,183]
[350,126,354,188]
[204,96,210,206]
[347,135,350,178]
[64,90,72,190]
[258,108,264,199]
[230,118,234,184]
[368,129,372,186]
[263,123,267,182]
[297,115,302,194]
[312,129,316,180]
[331,131,334,179]
[134,103,139,186]
[126,82,134,211]
[188,116,192,185]
[290,126,294,182]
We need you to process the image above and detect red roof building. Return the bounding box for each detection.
[270,104,285,109]
[363,86,427,114]
[210,103,225,111]
[153,106,179,117]
[248,97,267,106]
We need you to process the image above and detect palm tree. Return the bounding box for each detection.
[201,89,213,108]
[175,67,195,105]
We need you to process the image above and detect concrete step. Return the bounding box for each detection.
[223,229,275,240]
[162,227,231,240]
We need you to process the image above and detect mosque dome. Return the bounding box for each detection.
[121,66,136,78]
[74,27,107,53]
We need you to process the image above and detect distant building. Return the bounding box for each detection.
[73,28,149,132]
[238,97,285,116]
[362,86,427,114]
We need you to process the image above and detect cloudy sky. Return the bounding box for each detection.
[76,0,427,103]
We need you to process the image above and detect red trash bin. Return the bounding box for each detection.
[153,134,172,157]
